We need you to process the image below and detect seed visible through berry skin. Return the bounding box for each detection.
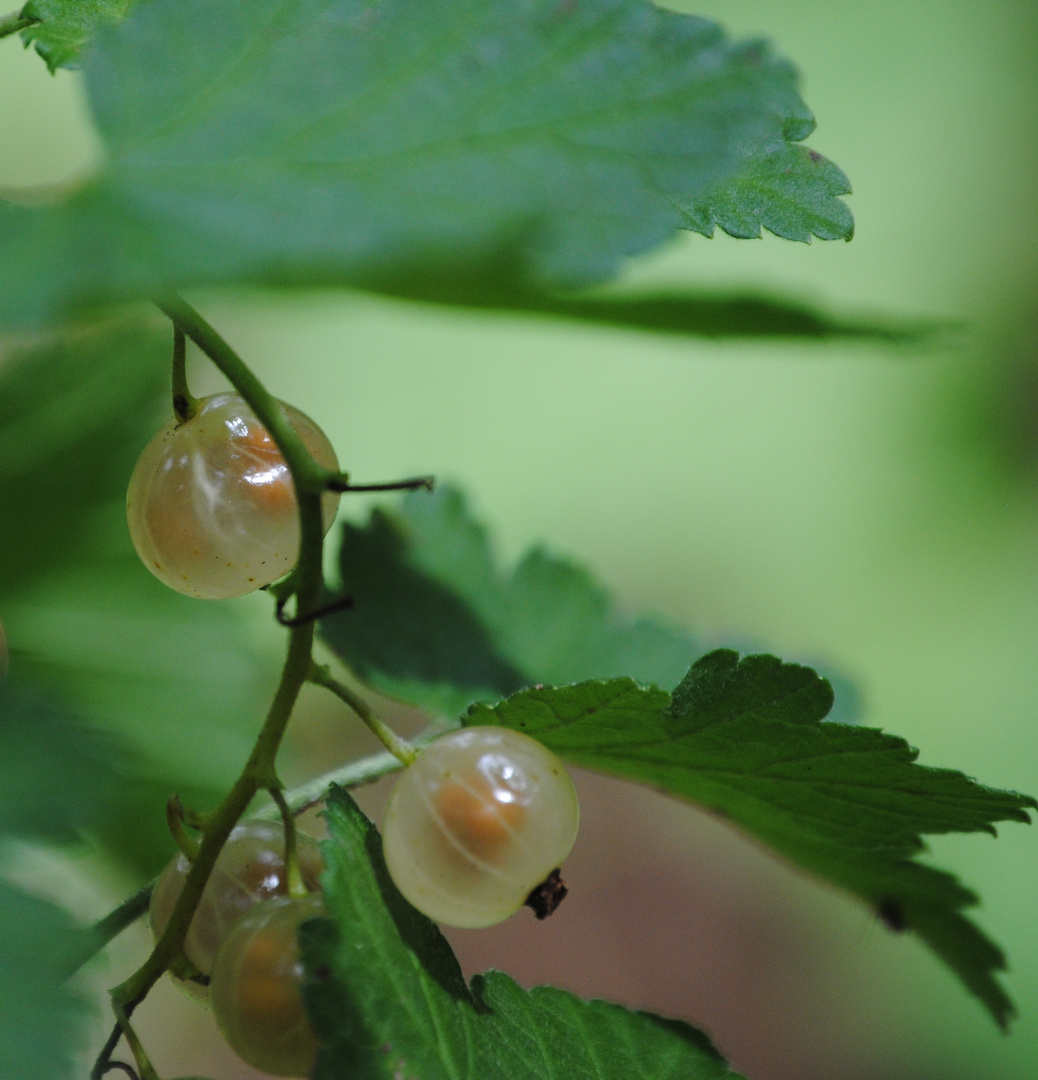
[149,820,324,989]
[126,393,340,599]
[432,773,527,859]
[209,893,325,1078]
[382,726,579,929]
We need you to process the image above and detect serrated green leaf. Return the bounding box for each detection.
[0,0,850,330]
[679,143,854,242]
[319,486,696,716]
[19,0,135,71]
[0,881,95,1080]
[0,321,274,868]
[301,786,745,1080]
[464,649,1037,1029]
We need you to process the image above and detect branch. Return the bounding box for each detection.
[65,883,154,978]
[0,10,37,39]
[92,294,332,1074]
[73,727,452,975]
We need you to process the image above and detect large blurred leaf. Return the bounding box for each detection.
[0,320,166,585]
[0,0,850,331]
[0,322,275,868]
[0,677,124,1079]
[319,487,696,716]
[0,678,122,845]
[465,649,1036,1028]
[302,786,744,1080]
[0,881,95,1080]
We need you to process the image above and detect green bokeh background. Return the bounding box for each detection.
[2,1,1037,1078]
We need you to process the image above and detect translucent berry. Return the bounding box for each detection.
[149,820,324,983]
[209,893,325,1078]
[126,393,339,599]
[382,726,579,928]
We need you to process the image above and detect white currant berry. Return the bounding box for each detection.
[209,892,325,1078]
[382,726,579,928]
[126,393,339,599]
[149,820,324,985]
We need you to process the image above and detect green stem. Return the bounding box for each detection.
[91,1023,123,1080]
[170,326,196,423]
[0,10,36,39]
[165,794,199,861]
[263,735,439,817]
[153,294,329,493]
[309,662,418,765]
[269,786,306,898]
[72,725,454,979]
[91,294,330,1076]
[66,884,154,978]
[114,1004,161,1080]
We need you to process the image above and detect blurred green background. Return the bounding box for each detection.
[2,1,1037,1078]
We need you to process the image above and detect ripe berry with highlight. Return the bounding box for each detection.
[126,393,339,599]
[382,726,579,928]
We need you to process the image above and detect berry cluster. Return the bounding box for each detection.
[132,390,580,1076]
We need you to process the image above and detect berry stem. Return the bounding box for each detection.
[0,10,38,39]
[269,785,307,898]
[327,473,435,494]
[113,1004,160,1080]
[170,326,196,424]
[309,662,418,766]
[165,794,200,861]
[66,884,154,978]
[72,726,454,982]
[153,294,329,493]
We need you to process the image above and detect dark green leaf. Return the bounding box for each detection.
[302,786,745,1080]
[0,677,122,844]
[387,283,931,343]
[319,486,696,715]
[0,320,167,586]
[19,0,135,71]
[0,0,850,329]
[679,143,854,242]
[0,678,120,1078]
[465,649,1037,1029]
[0,881,95,1080]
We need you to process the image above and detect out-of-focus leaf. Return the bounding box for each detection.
[301,786,745,1080]
[466,649,1037,1029]
[0,678,122,844]
[319,487,696,716]
[392,284,930,343]
[0,678,120,1078]
[19,0,135,71]
[0,881,95,1080]
[0,0,850,330]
